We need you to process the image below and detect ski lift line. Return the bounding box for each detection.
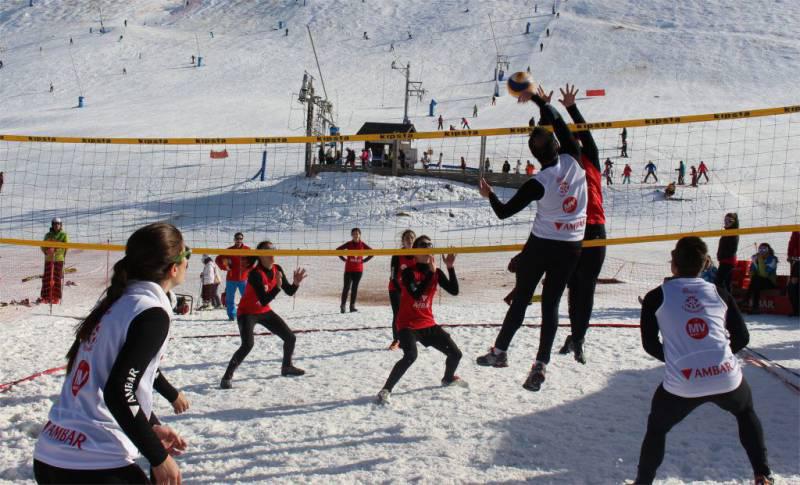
[1,225,798,257]
[306,25,329,103]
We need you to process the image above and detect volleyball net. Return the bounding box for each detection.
[0,105,798,306]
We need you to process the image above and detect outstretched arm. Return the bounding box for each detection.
[522,88,581,161]
[560,85,599,170]
[480,178,544,219]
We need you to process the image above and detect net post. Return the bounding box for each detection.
[478,135,487,182]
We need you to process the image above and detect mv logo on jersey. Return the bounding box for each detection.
[685,317,709,339]
[562,196,578,214]
[70,360,90,396]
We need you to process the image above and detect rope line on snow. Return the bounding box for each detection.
[4,328,797,395]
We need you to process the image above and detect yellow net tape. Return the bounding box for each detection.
[1,106,798,145]
[3,225,797,257]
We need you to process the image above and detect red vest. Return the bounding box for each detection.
[396,267,438,331]
[388,255,417,291]
[237,266,281,316]
[583,154,606,225]
[341,240,370,272]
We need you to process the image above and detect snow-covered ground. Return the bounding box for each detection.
[1,0,799,483]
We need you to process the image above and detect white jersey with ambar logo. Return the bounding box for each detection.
[530,153,587,241]
[655,278,742,398]
[34,281,173,469]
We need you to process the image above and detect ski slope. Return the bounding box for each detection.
[1,0,799,483]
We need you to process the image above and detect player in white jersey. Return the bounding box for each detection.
[634,237,772,485]
[476,85,587,392]
[33,223,190,484]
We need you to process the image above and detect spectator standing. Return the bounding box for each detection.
[216,233,251,321]
[502,160,511,174]
[525,160,535,176]
[788,231,800,316]
[715,213,739,293]
[40,218,68,304]
[200,256,222,309]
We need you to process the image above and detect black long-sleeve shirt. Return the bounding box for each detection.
[103,307,174,467]
[401,265,458,299]
[639,283,749,362]
[488,179,545,219]
[717,234,740,262]
[531,95,581,162]
[565,104,600,171]
[248,264,298,307]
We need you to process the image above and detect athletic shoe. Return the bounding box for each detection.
[754,475,774,485]
[441,375,469,388]
[522,361,546,392]
[220,378,232,389]
[476,347,508,367]
[558,335,574,355]
[281,365,306,377]
[388,340,400,351]
[227,316,235,321]
[350,307,358,312]
[376,389,391,405]
[340,305,346,314]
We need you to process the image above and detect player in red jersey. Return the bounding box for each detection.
[556,84,608,365]
[337,228,373,313]
[388,229,417,350]
[220,241,308,389]
[376,236,464,404]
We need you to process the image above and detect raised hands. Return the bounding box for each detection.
[479,177,493,198]
[292,267,308,286]
[558,83,579,108]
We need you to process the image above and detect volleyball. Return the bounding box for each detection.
[506,71,536,97]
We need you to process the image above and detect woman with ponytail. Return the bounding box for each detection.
[34,223,190,484]
[220,240,308,389]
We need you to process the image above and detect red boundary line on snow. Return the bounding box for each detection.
[4,325,797,395]
[0,365,66,393]
[177,322,641,339]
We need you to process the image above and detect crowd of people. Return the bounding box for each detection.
[28,86,793,485]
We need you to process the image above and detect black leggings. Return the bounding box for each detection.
[494,234,582,363]
[341,271,363,308]
[567,225,606,342]
[389,289,401,340]
[636,380,770,484]
[382,326,462,391]
[34,459,149,484]
[715,262,735,293]
[223,311,296,378]
[748,275,776,311]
